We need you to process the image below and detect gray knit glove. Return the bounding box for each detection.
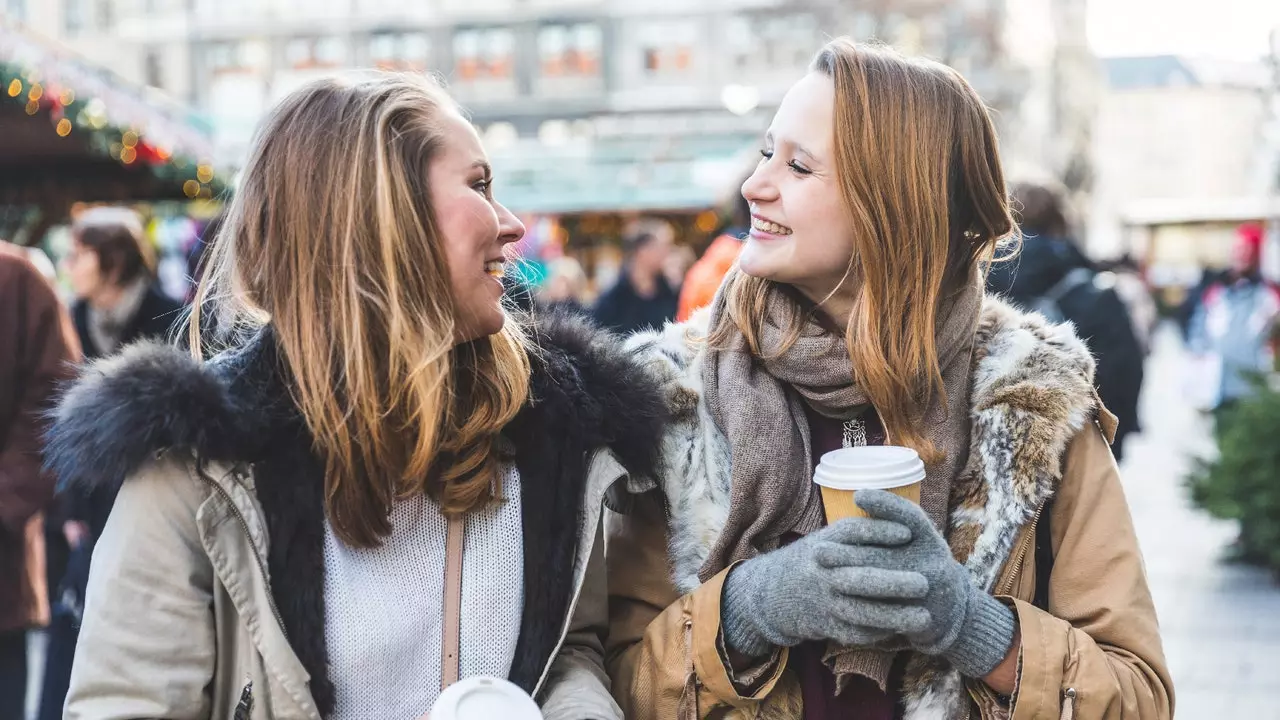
[849,489,1019,678]
[721,519,933,657]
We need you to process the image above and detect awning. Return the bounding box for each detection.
[489,134,759,215]
[0,19,226,223]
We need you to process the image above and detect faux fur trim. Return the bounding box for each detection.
[46,311,665,715]
[626,297,1099,719]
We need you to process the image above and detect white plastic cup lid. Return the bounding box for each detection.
[429,676,541,720]
[812,446,925,491]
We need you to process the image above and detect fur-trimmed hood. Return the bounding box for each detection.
[622,295,1111,719]
[46,311,666,715]
[48,311,665,497]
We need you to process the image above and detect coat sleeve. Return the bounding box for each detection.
[539,522,624,720]
[1008,425,1174,720]
[0,257,77,533]
[605,490,791,719]
[65,456,216,720]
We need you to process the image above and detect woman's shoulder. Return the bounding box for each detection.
[45,335,282,502]
[622,309,710,386]
[514,310,668,481]
[971,295,1098,422]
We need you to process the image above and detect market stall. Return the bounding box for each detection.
[0,18,225,245]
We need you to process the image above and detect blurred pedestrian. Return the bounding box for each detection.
[1188,223,1280,415]
[0,244,79,720]
[663,244,696,295]
[62,207,184,360]
[986,181,1145,460]
[39,207,188,720]
[535,256,590,315]
[677,183,751,321]
[1177,267,1226,342]
[1097,254,1158,355]
[592,219,678,335]
[608,39,1171,720]
[45,73,660,720]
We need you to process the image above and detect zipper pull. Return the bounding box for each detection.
[1060,687,1077,720]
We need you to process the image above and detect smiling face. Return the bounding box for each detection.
[738,72,858,306]
[428,110,526,344]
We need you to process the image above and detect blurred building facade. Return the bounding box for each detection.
[1090,55,1273,263]
[7,0,1095,215]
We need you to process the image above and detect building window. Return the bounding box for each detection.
[727,13,818,74]
[95,0,113,31]
[538,22,601,79]
[286,36,347,70]
[369,32,431,71]
[453,27,515,83]
[315,36,345,66]
[144,48,164,89]
[5,0,25,22]
[208,42,244,72]
[64,0,86,34]
[637,20,697,78]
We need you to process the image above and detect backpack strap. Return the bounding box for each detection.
[1044,266,1094,305]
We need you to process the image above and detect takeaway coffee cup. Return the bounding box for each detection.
[813,446,925,523]
[427,676,541,720]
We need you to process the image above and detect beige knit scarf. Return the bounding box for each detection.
[701,270,983,687]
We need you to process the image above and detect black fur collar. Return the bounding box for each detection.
[47,312,666,714]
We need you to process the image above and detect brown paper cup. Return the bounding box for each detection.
[820,481,922,523]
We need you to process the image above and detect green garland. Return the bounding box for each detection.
[1,58,225,198]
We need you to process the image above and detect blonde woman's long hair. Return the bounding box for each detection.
[712,40,1014,463]
[190,73,530,547]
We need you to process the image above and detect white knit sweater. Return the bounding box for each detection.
[322,464,525,719]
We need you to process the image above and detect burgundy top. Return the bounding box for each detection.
[792,404,903,720]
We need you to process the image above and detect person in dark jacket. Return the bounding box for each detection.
[62,207,183,360]
[0,245,79,720]
[987,182,1145,459]
[40,207,184,720]
[592,219,679,335]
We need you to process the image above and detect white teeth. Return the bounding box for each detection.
[752,218,792,235]
[485,261,505,278]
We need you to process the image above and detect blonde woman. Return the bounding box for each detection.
[607,40,1172,719]
[45,74,663,719]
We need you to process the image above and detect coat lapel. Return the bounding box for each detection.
[899,299,1099,719]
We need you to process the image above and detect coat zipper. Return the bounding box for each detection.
[678,618,698,720]
[996,500,1048,597]
[197,468,289,639]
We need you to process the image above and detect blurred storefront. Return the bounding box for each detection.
[1122,196,1280,310]
[0,17,226,298]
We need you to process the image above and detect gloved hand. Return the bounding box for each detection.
[721,518,933,657]
[847,489,1018,678]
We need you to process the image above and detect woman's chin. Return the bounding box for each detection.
[453,310,506,346]
[737,252,779,282]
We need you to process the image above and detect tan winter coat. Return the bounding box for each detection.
[68,452,624,720]
[46,314,667,720]
[606,298,1173,720]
